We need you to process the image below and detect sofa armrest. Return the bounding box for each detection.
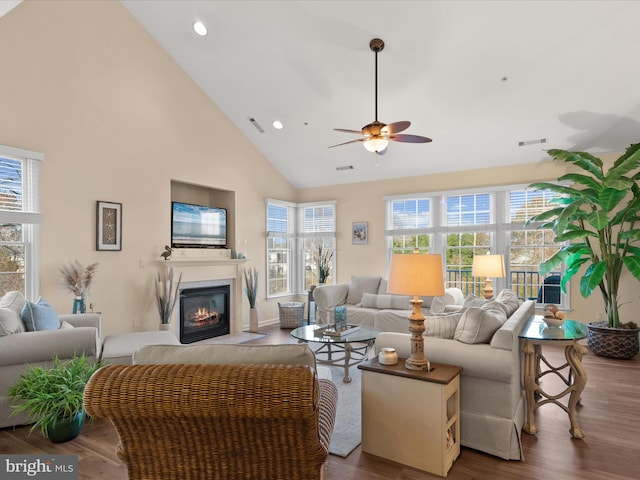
[0,327,100,367]
[313,284,349,321]
[59,313,101,337]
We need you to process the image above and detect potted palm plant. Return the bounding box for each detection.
[526,143,640,359]
[9,354,101,442]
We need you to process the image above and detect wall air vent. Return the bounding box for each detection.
[336,165,354,171]
[248,117,264,133]
[518,138,547,147]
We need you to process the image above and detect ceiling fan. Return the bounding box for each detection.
[329,38,432,155]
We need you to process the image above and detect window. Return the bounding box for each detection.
[385,198,432,254]
[266,199,336,297]
[0,145,43,299]
[384,184,567,307]
[266,200,295,297]
[301,203,336,291]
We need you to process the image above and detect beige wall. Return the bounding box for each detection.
[297,154,640,326]
[1,1,636,334]
[0,1,296,335]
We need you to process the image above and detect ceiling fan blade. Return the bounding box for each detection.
[389,133,433,144]
[334,128,364,135]
[328,138,365,148]
[382,121,410,134]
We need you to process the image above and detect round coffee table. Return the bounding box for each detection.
[290,324,382,383]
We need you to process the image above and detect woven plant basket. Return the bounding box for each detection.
[587,322,639,360]
[278,302,305,328]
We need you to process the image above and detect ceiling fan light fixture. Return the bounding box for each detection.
[364,137,389,153]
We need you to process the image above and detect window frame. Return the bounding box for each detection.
[0,145,43,300]
[384,183,570,309]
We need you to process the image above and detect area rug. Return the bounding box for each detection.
[328,364,362,457]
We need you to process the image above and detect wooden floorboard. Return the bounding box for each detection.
[1,323,638,479]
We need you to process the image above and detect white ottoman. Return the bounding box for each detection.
[101,331,180,365]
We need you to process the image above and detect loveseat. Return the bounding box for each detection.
[374,293,535,460]
[313,276,465,330]
[0,291,102,428]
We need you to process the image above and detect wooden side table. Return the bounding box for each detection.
[519,315,588,438]
[358,358,462,477]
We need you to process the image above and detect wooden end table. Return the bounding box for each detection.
[358,358,462,477]
[519,315,588,438]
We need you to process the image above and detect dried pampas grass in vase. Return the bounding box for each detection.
[59,260,98,314]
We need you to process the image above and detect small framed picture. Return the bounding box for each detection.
[96,201,122,251]
[352,222,368,245]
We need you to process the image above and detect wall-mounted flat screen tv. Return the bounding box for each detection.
[171,201,227,248]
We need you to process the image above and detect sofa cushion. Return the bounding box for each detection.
[0,308,25,336]
[495,289,520,317]
[454,303,507,344]
[361,293,412,310]
[21,297,60,331]
[463,294,490,308]
[59,320,75,329]
[431,291,455,313]
[424,311,463,339]
[346,276,382,305]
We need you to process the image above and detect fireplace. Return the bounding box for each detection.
[179,283,230,344]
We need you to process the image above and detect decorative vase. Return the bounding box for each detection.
[249,307,259,333]
[159,323,171,331]
[48,410,86,443]
[72,296,86,314]
[587,321,639,359]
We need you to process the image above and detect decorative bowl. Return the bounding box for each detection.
[543,316,564,328]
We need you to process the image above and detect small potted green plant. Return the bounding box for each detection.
[8,354,101,442]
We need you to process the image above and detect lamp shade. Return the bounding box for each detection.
[472,254,506,278]
[387,253,445,297]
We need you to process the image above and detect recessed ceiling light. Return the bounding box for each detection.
[272,120,284,130]
[193,21,207,36]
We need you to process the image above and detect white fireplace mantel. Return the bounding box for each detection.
[157,257,247,340]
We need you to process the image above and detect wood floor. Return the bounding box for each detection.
[1,323,638,480]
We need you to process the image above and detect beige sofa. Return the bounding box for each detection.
[0,291,101,428]
[374,295,535,460]
[313,276,465,330]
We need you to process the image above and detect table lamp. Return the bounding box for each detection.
[387,251,444,371]
[472,254,505,299]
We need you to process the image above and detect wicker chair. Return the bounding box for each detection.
[84,362,338,480]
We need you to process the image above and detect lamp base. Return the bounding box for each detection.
[483,278,494,299]
[406,297,432,372]
[405,357,431,371]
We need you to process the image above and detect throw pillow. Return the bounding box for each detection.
[430,291,456,314]
[454,303,507,344]
[495,289,520,317]
[21,297,60,332]
[346,276,382,305]
[463,294,489,308]
[0,290,27,314]
[59,320,75,329]
[424,311,463,339]
[0,307,25,336]
[361,293,412,310]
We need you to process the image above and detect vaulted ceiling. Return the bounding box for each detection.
[81,2,640,187]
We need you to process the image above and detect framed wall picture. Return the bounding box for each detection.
[352,222,368,245]
[96,201,122,251]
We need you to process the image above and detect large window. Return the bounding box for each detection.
[0,145,42,299]
[266,199,336,298]
[384,184,567,307]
